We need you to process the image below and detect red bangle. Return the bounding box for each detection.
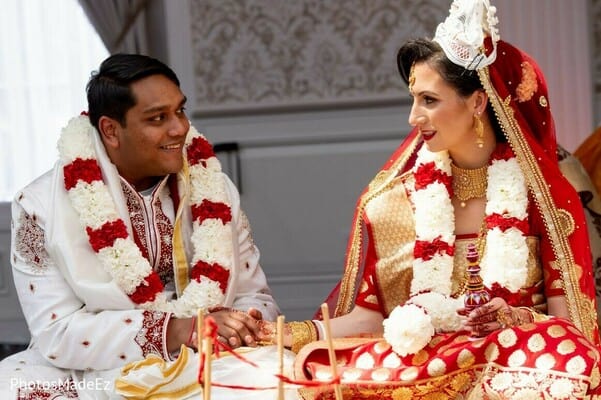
[186,316,197,347]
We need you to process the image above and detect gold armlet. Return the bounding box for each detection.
[288,320,318,353]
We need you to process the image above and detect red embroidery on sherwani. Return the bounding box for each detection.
[135,310,167,358]
[121,182,174,286]
[51,313,57,320]
[82,340,90,347]
[153,197,174,286]
[15,210,51,273]
[124,317,133,324]
[121,181,150,260]
[29,283,35,292]
[17,379,78,400]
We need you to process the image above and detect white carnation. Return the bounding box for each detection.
[185,125,200,144]
[414,147,452,174]
[383,304,434,356]
[411,255,453,295]
[98,239,152,293]
[69,181,120,229]
[189,167,228,204]
[57,116,98,161]
[191,221,234,268]
[409,292,463,332]
[175,280,224,318]
[486,159,527,219]
[412,183,454,242]
[481,228,528,291]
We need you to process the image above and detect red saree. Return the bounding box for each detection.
[295,39,601,399]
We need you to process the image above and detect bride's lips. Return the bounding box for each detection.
[420,129,436,141]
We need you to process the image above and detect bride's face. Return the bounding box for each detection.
[407,62,481,156]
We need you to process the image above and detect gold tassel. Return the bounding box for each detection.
[474,113,484,148]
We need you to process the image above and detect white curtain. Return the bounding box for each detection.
[0,0,109,201]
[78,0,149,54]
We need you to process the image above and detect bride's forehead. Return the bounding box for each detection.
[410,63,452,92]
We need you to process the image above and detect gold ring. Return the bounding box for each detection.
[496,307,513,329]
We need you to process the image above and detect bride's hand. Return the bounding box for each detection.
[256,320,277,345]
[463,297,514,337]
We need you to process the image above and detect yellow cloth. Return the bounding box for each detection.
[115,345,200,399]
[115,345,301,400]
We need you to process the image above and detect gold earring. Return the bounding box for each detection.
[474,113,484,148]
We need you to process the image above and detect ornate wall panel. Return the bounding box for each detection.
[188,0,447,114]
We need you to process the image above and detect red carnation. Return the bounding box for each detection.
[490,143,515,161]
[415,162,453,195]
[190,260,230,293]
[86,219,129,252]
[192,199,232,225]
[129,273,163,304]
[488,282,538,307]
[64,158,103,190]
[485,213,529,234]
[414,237,454,261]
[187,136,215,166]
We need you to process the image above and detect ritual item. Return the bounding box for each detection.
[277,315,285,400]
[463,243,490,312]
[321,303,343,400]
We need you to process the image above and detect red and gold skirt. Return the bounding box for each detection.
[295,319,601,399]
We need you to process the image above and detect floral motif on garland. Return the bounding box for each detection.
[383,143,529,356]
[58,115,233,318]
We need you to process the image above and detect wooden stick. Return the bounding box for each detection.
[277,315,285,400]
[197,309,211,400]
[202,333,212,400]
[320,303,343,400]
[197,309,204,356]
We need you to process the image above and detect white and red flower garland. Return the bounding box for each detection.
[383,142,529,356]
[57,115,233,318]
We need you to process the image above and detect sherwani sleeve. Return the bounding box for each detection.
[223,176,280,321]
[10,198,171,371]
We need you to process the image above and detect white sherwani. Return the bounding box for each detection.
[0,129,279,399]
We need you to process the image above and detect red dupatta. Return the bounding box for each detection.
[322,38,600,347]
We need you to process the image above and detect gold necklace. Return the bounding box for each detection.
[451,162,488,207]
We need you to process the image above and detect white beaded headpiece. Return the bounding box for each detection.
[433,0,500,70]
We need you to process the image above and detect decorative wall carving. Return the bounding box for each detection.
[188,0,447,114]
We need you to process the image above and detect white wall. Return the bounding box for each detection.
[495,0,594,151]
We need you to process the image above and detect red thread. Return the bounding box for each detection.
[186,316,197,348]
[196,316,341,391]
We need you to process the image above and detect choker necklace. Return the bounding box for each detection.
[451,162,488,207]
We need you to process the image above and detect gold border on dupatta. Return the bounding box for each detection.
[173,160,191,297]
[334,135,421,317]
[477,68,596,342]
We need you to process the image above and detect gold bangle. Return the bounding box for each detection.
[519,306,550,323]
[288,320,317,353]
